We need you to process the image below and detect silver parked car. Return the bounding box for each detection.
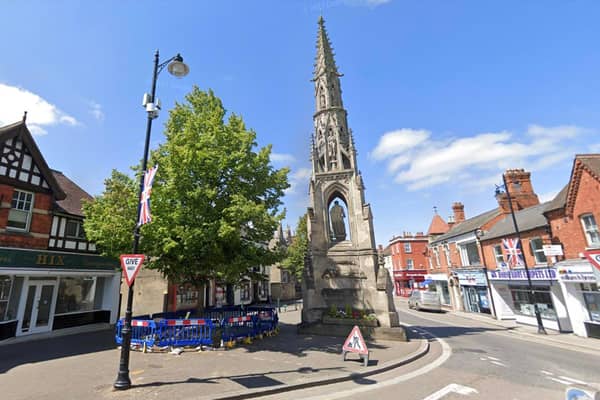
[408,290,442,312]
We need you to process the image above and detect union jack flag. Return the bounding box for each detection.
[502,238,523,267]
[138,165,158,226]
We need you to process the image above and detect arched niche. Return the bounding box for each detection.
[326,191,350,243]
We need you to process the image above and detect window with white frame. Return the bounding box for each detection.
[406,259,414,269]
[434,247,441,267]
[428,256,433,270]
[581,214,600,247]
[493,245,505,267]
[65,219,86,239]
[7,190,34,231]
[404,242,412,253]
[443,244,451,266]
[460,241,481,266]
[529,237,547,264]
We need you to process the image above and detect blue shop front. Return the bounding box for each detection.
[453,268,491,314]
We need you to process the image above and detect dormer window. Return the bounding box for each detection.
[7,189,34,231]
[65,219,86,239]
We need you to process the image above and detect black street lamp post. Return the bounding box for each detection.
[114,50,189,390]
[496,174,547,335]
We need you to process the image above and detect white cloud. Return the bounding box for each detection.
[372,124,591,191]
[271,152,296,164]
[285,167,312,195]
[539,190,560,203]
[371,128,430,160]
[89,101,105,121]
[0,83,78,135]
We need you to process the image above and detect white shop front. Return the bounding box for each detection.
[555,259,600,338]
[488,268,571,332]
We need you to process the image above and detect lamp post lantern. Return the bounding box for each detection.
[495,174,547,335]
[114,50,189,390]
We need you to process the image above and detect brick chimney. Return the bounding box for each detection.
[496,169,540,213]
[447,215,455,229]
[452,202,465,224]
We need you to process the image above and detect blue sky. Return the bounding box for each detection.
[1,1,600,246]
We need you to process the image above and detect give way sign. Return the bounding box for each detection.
[120,254,145,287]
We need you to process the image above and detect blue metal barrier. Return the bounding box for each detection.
[116,306,278,350]
[157,319,214,347]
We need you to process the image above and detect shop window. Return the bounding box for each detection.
[580,214,600,247]
[460,241,481,266]
[493,245,505,267]
[258,280,269,299]
[176,283,199,309]
[529,237,547,264]
[55,277,96,314]
[510,285,556,320]
[404,243,412,253]
[406,259,414,269]
[7,190,34,231]
[65,219,86,239]
[580,283,600,323]
[0,276,12,321]
[240,282,251,302]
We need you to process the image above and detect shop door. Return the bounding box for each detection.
[19,281,57,335]
[465,287,480,313]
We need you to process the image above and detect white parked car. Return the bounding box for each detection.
[408,290,442,312]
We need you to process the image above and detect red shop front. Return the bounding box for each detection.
[393,269,427,297]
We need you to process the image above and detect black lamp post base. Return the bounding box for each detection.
[114,374,131,390]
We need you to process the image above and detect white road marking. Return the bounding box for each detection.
[486,356,501,361]
[298,326,452,400]
[422,383,478,400]
[558,376,587,385]
[540,370,554,376]
[547,377,577,386]
[490,360,507,367]
[479,357,487,361]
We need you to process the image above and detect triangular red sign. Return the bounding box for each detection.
[120,254,145,286]
[584,250,600,272]
[342,325,369,355]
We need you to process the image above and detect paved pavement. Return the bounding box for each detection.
[0,308,427,400]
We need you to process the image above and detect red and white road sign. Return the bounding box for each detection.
[120,254,145,287]
[584,250,600,272]
[342,325,369,355]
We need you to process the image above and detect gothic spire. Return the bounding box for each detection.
[313,16,341,80]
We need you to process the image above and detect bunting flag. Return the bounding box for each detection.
[502,238,523,267]
[138,165,158,226]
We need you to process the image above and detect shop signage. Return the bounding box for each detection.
[557,264,597,283]
[542,245,563,256]
[0,248,118,270]
[488,268,557,281]
[455,270,487,286]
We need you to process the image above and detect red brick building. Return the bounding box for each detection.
[389,232,428,296]
[0,119,120,341]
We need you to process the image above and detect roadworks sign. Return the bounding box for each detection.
[120,254,145,287]
[342,325,369,355]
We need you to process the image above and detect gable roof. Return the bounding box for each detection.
[52,170,93,217]
[427,214,449,236]
[481,202,550,241]
[565,154,600,216]
[0,120,65,200]
[431,208,501,244]
[544,184,568,213]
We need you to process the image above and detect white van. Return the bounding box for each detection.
[408,290,442,312]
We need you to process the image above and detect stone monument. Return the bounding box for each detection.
[300,17,400,336]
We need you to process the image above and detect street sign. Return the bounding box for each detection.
[120,254,145,287]
[543,244,563,256]
[584,250,600,272]
[342,325,368,355]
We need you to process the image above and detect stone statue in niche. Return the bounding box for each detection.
[330,200,346,241]
[328,131,337,167]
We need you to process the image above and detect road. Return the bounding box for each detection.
[263,301,600,400]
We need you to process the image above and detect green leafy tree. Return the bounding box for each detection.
[84,87,289,285]
[82,170,137,258]
[281,213,308,280]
